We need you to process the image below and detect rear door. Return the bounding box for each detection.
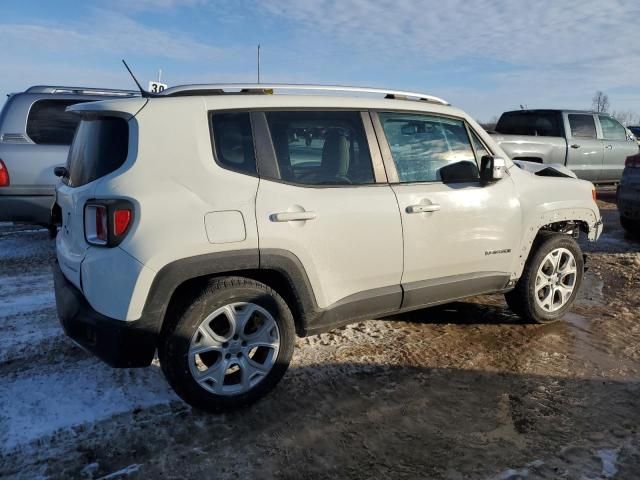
[564,113,603,181]
[254,110,403,312]
[597,115,639,182]
[372,111,521,309]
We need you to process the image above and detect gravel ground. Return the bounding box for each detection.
[0,191,638,480]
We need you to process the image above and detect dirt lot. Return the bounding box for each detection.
[1,190,639,480]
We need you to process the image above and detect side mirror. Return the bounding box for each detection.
[480,155,506,186]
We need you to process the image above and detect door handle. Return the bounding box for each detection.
[406,204,441,214]
[270,211,317,222]
[605,144,613,150]
[570,144,580,149]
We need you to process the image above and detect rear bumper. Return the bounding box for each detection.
[0,190,54,224]
[53,262,157,368]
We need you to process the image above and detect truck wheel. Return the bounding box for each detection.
[505,233,584,324]
[158,276,295,411]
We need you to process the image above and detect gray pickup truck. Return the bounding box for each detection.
[490,109,639,183]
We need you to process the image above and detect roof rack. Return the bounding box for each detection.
[158,83,449,105]
[25,86,139,97]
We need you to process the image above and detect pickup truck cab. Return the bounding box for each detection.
[490,109,639,184]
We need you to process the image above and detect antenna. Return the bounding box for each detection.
[257,44,261,83]
[121,59,151,98]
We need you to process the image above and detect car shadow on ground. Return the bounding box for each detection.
[6,361,638,479]
[384,300,520,326]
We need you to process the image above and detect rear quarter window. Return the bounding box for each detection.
[66,117,129,187]
[26,99,89,145]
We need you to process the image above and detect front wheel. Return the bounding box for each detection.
[158,277,296,411]
[505,233,584,324]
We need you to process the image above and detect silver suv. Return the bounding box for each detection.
[0,86,137,228]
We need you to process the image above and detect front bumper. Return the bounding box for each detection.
[53,262,157,368]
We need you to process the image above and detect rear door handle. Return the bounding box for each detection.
[570,144,580,149]
[605,144,613,150]
[406,204,441,214]
[270,211,317,222]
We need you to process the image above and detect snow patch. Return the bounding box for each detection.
[596,448,619,478]
[0,359,179,451]
[96,464,142,480]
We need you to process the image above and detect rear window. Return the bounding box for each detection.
[495,112,562,137]
[66,117,129,187]
[26,99,89,145]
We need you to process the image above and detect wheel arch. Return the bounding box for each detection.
[512,208,599,279]
[143,249,319,340]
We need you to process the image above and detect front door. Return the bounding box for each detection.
[597,115,639,182]
[564,113,603,182]
[255,110,403,311]
[372,111,521,309]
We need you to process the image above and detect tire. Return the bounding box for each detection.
[505,232,584,324]
[620,216,640,236]
[158,276,296,411]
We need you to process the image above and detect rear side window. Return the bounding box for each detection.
[568,114,597,138]
[598,115,626,141]
[26,99,88,145]
[265,111,374,185]
[210,113,257,175]
[495,112,562,137]
[66,117,129,187]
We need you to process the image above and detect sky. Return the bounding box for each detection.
[1,0,639,121]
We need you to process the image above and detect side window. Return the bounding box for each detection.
[598,115,627,141]
[378,112,479,183]
[26,99,88,145]
[210,112,257,175]
[568,114,597,139]
[265,111,374,185]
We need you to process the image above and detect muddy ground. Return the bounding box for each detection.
[0,190,639,480]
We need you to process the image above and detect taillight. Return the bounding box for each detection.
[0,159,9,187]
[625,154,640,168]
[592,188,597,201]
[84,200,133,247]
[113,209,132,236]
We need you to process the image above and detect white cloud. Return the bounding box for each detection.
[254,0,640,117]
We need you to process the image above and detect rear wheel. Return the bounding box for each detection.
[505,233,584,324]
[158,276,295,411]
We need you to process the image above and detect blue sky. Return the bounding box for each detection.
[1,0,639,121]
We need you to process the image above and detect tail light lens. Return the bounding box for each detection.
[625,154,640,168]
[592,188,597,201]
[0,159,9,187]
[84,200,133,247]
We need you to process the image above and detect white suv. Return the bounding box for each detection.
[54,84,603,411]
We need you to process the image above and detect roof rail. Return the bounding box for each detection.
[158,83,449,105]
[25,86,139,96]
